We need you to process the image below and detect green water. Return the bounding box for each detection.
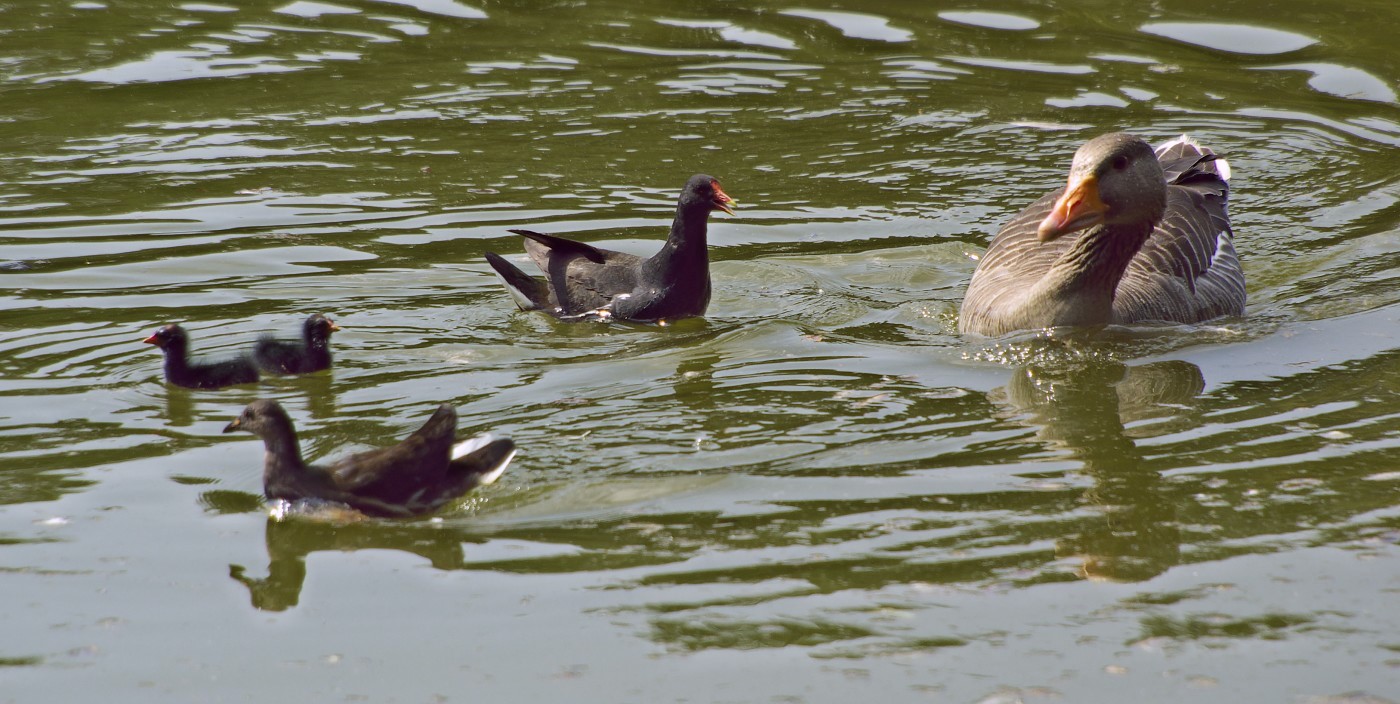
[2,0,1398,701]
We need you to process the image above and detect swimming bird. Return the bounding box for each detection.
[253,313,339,375]
[959,133,1245,336]
[484,173,735,322]
[223,399,515,518]
[143,323,260,389]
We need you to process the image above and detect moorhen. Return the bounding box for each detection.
[484,173,735,323]
[143,323,260,389]
[959,133,1245,336]
[223,399,516,518]
[253,313,339,375]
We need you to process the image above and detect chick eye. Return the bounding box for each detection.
[1111,155,1130,171]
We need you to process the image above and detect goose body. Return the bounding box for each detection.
[223,400,515,518]
[484,174,734,323]
[253,313,339,375]
[959,133,1244,336]
[143,324,260,389]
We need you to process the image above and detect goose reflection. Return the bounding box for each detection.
[996,358,1205,582]
[228,513,479,611]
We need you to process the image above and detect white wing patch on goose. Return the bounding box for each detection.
[1209,229,1234,270]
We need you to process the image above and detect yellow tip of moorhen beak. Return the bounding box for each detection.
[223,418,241,433]
[328,321,341,332]
[1038,174,1106,242]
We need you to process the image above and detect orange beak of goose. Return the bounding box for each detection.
[712,183,736,216]
[1037,174,1107,242]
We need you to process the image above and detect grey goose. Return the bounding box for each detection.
[959,133,1245,336]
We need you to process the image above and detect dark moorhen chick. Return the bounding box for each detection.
[143,323,260,389]
[959,133,1245,336]
[223,399,516,518]
[484,173,735,323]
[253,313,340,375]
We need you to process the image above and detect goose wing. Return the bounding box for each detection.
[1115,139,1245,323]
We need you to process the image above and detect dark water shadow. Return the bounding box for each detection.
[228,513,483,612]
[994,358,1206,582]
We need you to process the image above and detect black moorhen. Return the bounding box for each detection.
[223,399,516,518]
[253,313,340,375]
[484,173,735,323]
[143,323,260,389]
[960,133,1245,336]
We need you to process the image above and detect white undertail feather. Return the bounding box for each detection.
[1156,134,1230,183]
[1155,134,1198,152]
[1214,155,1231,183]
[451,433,495,459]
[451,433,515,486]
[490,261,539,311]
[476,449,515,486]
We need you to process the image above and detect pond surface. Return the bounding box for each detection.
[2,0,1399,701]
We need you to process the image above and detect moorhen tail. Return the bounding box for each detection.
[223,399,516,518]
[253,313,339,375]
[960,133,1244,336]
[143,323,260,389]
[485,173,735,323]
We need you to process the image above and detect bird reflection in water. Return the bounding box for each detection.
[228,511,481,612]
[996,357,1206,582]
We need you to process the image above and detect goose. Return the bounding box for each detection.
[959,133,1244,336]
[223,399,515,518]
[143,324,259,389]
[484,173,734,323]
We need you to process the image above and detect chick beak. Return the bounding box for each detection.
[223,418,242,433]
[328,319,341,333]
[1037,174,1107,242]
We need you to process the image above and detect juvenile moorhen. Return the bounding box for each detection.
[959,133,1245,336]
[253,313,339,375]
[484,173,735,322]
[223,399,516,518]
[143,323,260,389]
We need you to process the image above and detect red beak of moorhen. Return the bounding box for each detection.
[712,183,736,216]
[142,334,159,345]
